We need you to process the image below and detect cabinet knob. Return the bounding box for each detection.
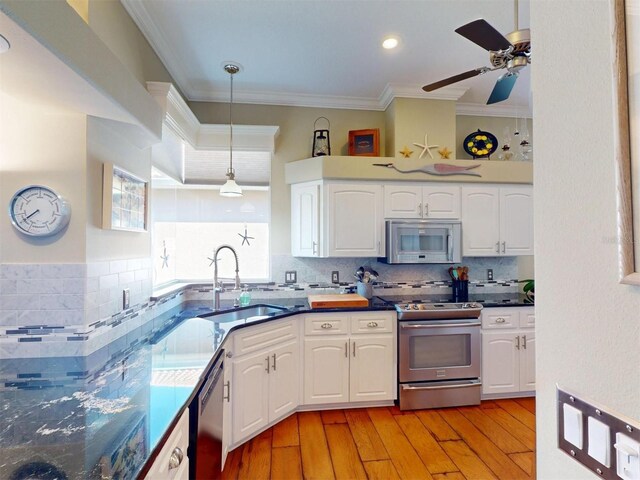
[367,321,379,328]
[496,317,506,324]
[168,447,184,470]
[321,322,333,329]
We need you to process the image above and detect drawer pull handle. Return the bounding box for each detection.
[321,323,333,329]
[168,447,184,470]
[367,321,379,328]
[496,317,506,323]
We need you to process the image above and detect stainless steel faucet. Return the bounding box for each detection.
[212,245,241,311]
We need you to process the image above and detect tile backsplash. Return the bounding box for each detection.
[1,255,523,358]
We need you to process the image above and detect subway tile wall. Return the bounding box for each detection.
[0,259,171,358]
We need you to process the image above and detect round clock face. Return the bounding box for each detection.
[9,185,71,237]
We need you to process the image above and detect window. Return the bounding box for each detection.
[152,152,271,285]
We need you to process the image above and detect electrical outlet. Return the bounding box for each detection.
[123,289,130,310]
[331,271,340,284]
[487,269,494,281]
[285,271,297,284]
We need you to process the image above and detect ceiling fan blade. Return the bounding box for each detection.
[455,19,513,52]
[422,68,486,92]
[487,73,518,104]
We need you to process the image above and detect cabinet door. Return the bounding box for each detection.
[326,184,383,257]
[383,185,421,218]
[232,350,269,442]
[268,340,299,422]
[481,332,520,395]
[423,185,461,219]
[291,183,320,257]
[303,337,350,405]
[144,409,190,480]
[500,186,534,256]
[519,332,536,391]
[349,336,395,402]
[461,186,500,256]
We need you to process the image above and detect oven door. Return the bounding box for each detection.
[399,319,481,383]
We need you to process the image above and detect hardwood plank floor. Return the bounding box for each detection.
[222,399,537,480]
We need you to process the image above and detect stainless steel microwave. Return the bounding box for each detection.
[382,220,462,264]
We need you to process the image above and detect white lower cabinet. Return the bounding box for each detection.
[481,307,535,397]
[145,409,190,480]
[303,312,395,405]
[231,319,300,445]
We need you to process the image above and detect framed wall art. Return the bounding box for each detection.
[614,0,640,284]
[348,128,380,156]
[102,163,148,232]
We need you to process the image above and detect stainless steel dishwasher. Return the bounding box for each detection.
[190,350,224,480]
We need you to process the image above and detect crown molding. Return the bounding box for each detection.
[188,88,384,111]
[121,0,197,95]
[456,102,533,118]
[378,83,468,110]
[147,82,200,145]
[146,82,280,152]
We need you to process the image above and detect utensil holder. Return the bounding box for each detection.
[356,281,373,300]
[451,280,469,302]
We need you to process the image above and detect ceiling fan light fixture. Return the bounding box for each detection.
[220,63,242,197]
[382,36,399,49]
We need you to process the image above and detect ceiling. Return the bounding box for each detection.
[122,0,531,114]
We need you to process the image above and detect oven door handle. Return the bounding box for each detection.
[401,381,481,391]
[400,322,481,329]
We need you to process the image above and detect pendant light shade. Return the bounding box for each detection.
[220,63,243,197]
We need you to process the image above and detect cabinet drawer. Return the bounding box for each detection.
[482,308,518,329]
[233,318,298,356]
[519,307,535,328]
[350,312,394,334]
[305,313,349,335]
[145,408,189,480]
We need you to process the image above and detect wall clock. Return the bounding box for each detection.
[9,185,71,237]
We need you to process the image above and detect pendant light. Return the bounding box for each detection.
[220,63,242,197]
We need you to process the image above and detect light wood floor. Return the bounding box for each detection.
[222,398,536,480]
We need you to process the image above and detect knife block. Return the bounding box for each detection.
[451,280,469,302]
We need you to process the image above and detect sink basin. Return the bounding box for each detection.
[199,304,289,323]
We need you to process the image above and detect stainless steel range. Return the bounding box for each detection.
[396,301,483,410]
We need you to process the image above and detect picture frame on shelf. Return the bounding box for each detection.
[348,128,380,156]
[102,163,148,232]
[613,0,640,284]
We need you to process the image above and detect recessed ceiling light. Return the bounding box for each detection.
[0,34,10,54]
[382,36,399,50]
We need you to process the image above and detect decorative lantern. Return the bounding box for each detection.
[312,117,331,157]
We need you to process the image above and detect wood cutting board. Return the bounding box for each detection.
[308,293,369,309]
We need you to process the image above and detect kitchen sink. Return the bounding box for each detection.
[199,304,289,323]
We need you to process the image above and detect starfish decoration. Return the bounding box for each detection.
[413,133,439,160]
[207,252,217,267]
[398,146,413,158]
[238,225,254,246]
[438,147,452,159]
[160,241,169,269]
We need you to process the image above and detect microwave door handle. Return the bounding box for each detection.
[447,234,453,261]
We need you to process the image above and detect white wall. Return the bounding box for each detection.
[0,92,87,263]
[531,0,640,477]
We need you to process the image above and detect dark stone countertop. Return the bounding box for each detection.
[0,294,531,479]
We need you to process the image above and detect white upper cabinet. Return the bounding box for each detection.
[500,187,534,256]
[462,185,533,257]
[291,182,321,257]
[383,184,461,219]
[326,183,383,257]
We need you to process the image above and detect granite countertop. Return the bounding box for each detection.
[0,294,531,479]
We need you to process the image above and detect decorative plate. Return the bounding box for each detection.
[463,129,498,159]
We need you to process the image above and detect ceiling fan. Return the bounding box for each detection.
[422,1,531,105]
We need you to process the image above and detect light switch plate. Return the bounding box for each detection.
[558,386,640,480]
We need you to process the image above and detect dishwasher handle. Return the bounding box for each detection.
[200,356,224,411]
